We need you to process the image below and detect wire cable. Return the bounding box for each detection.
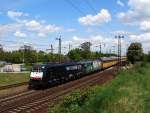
[84,0,97,14]
[64,0,86,15]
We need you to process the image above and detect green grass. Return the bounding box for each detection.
[49,62,150,113]
[0,73,30,86]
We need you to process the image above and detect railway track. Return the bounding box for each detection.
[0,82,29,100]
[0,67,116,113]
[0,90,35,103]
[0,82,28,90]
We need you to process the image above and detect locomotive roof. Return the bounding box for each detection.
[32,56,120,68]
[100,57,118,61]
[32,62,82,68]
[79,60,93,64]
[46,62,81,67]
[32,64,46,67]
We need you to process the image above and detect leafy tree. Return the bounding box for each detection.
[19,45,37,64]
[0,44,4,60]
[80,42,92,59]
[67,48,82,61]
[81,42,91,52]
[146,51,150,62]
[0,44,3,52]
[11,51,22,63]
[37,51,45,62]
[127,42,143,64]
[0,42,118,64]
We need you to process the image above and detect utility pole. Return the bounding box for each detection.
[69,43,71,52]
[63,44,71,55]
[112,46,115,54]
[109,49,111,54]
[99,43,102,54]
[23,48,25,64]
[50,44,54,54]
[46,44,55,62]
[56,36,61,63]
[19,39,24,64]
[115,35,124,70]
[102,43,106,54]
[36,50,38,63]
[20,45,25,64]
[95,43,102,54]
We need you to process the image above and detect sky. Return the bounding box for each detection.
[0,0,150,55]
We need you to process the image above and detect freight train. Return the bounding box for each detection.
[29,57,127,89]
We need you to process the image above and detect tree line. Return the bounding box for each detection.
[2,41,149,65]
[127,42,150,63]
[0,42,116,64]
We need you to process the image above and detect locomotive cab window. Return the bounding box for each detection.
[32,66,45,72]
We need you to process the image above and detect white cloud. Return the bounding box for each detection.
[7,11,28,19]
[66,28,76,32]
[72,36,86,44]
[59,35,127,55]
[129,32,150,43]
[78,9,111,25]
[117,0,150,24]
[71,35,121,47]
[0,24,22,37]
[25,20,41,30]
[128,32,150,52]
[117,0,124,7]
[38,25,62,37]
[37,32,46,37]
[116,0,150,52]
[44,25,62,32]
[140,21,150,32]
[5,10,73,38]
[3,43,21,51]
[0,18,63,38]
[24,20,63,37]
[14,31,27,38]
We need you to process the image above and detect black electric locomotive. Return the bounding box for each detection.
[29,62,84,88]
[29,57,126,89]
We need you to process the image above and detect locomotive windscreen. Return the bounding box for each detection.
[31,65,45,72]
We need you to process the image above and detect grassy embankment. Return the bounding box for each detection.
[0,73,29,86]
[49,62,150,113]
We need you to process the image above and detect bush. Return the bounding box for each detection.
[49,62,150,113]
[49,87,101,113]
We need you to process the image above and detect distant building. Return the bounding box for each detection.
[0,64,22,72]
[3,64,14,72]
[12,64,22,72]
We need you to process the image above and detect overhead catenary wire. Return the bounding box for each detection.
[64,0,86,15]
[0,40,49,52]
[0,39,49,47]
[1,1,127,54]
[83,0,118,36]
[83,0,127,56]
[65,0,115,38]
[0,39,81,53]
[84,0,97,14]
